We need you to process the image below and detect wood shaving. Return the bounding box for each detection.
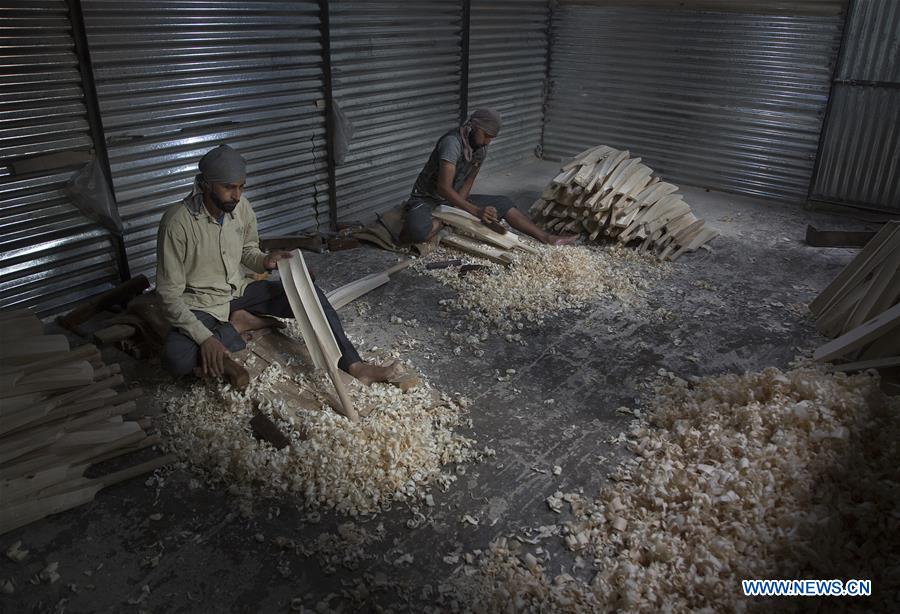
[160,362,487,517]
[440,364,899,612]
[413,244,664,334]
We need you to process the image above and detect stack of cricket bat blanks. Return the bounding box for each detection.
[530,145,718,259]
[812,222,900,388]
[0,308,172,535]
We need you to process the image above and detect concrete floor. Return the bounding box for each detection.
[0,158,883,613]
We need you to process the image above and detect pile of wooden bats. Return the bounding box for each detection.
[433,205,539,265]
[529,145,718,260]
[0,308,172,535]
[812,221,900,390]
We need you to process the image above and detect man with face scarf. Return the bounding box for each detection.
[156,144,402,384]
[401,108,578,246]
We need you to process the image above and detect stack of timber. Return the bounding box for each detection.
[434,205,539,265]
[812,221,900,389]
[0,308,172,535]
[529,145,718,260]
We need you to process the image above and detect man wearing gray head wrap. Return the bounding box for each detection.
[155,144,405,386]
[401,108,578,246]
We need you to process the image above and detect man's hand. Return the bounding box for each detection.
[200,337,230,378]
[479,206,498,224]
[263,249,293,271]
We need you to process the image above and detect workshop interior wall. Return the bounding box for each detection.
[542,0,845,204]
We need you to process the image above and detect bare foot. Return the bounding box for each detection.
[346,360,405,385]
[229,309,286,334]
[546,233,579,246]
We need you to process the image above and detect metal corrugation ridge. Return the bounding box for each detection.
[542,3,842,203]
[812,87,899,211]
[468,1,549,172]
[837,0,900,82]
[560,0,844,16]
[0,0,120,315]
[330,2,462,223]
[82,0,329,278]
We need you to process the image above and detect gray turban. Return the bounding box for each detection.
[468,108,502,137]
[198,144,246,184]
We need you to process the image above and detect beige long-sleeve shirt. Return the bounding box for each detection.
[155,188,268,345]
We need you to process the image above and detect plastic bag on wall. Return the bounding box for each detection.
[65,158,124,236]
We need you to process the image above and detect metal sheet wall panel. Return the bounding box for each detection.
[812,86,899,210]
[468,0,550,171]
[0,0,120,315]
[811,0,900,211]
[836,0,900,82]
[82,0,329,277]
[542,2,843,203]
[330,2,461,223]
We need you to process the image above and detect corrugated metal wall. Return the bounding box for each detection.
[468,0,550,171]
[82,0,329,277]
[811,0,900,211]
[0,0,120,315]
[329,1,462,223]
[542,1,844,203]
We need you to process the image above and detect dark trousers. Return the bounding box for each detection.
[402,194,517,244]
[162,280,362,376]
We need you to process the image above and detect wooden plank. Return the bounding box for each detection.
[0,401,137,465]
[831,356,900,372]
[433,206,539,254]
[0,335,69,363]
[560,145,613,171]
[842,243,900,333]
[814,302,900,362]
[325,260,412,311]
[0,344,98,378]
[0,360,94,399]
[440,233,514,265]
[857,323,900,361]
[0,428,146,482]
[0,375,125,432]
[0,314,44,341]
[278,251,357,422]
[0,454,174,535]
[670,227,720,261]
[809,222,899,316]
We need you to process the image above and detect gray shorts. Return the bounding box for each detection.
[401,194,516,244]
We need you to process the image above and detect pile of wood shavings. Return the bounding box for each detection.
[160,363,489,517]
[414,244,664,332]
[440,365,899,612]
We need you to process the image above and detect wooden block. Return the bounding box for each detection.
[93,324,137,346]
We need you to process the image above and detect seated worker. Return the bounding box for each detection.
[401,108,578,246]
[156,144,399,383]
